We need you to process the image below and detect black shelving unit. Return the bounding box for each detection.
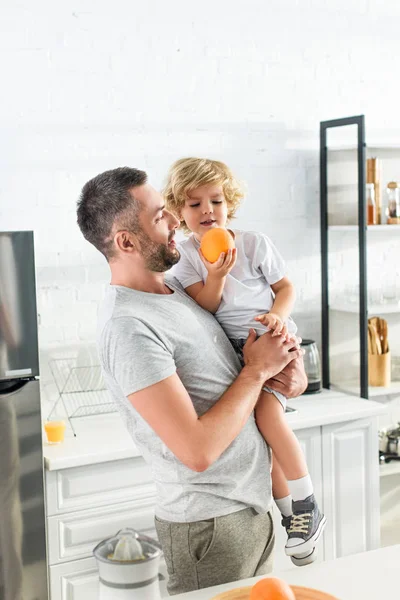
[320,115,369,399]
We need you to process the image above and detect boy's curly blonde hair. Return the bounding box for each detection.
[163,157,244,234]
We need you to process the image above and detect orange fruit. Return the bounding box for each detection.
[249,577,296,600]
[200,227,235,263]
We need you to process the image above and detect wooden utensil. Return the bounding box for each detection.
[210,584,339,600]
[380,318,389,354]
[367,325,372,354]
[368,323,379,354]
[369,319,382,354]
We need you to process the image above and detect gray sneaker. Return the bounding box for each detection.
[290,547,318,567]
[284,494,326,557]
[281,515,319,566]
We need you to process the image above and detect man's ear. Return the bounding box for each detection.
[114,230,138,253]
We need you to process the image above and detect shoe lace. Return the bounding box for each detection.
[288,512,311,535]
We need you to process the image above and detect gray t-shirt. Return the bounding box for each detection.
[97,278,272,522]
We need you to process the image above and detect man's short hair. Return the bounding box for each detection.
[77,167,147,260]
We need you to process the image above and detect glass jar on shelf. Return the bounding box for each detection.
[386,182,400,224]
[366,183,376,225]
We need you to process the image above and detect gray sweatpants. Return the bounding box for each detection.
[154,507,275,595]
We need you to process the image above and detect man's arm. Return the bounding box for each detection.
[128,330,303,472]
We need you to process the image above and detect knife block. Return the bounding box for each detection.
[368,351,391,387]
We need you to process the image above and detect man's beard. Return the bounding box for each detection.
[139,232,180,273]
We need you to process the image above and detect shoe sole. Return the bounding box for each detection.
[291,547,318,567]
[285,515,327,557]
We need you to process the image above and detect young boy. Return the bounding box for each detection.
[163,157,326,566]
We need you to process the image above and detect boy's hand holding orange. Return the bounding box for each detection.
[199,247,237,278]
[199,227,236,278]
[200,227,235,263]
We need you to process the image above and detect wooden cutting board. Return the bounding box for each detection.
[210,584,339,600]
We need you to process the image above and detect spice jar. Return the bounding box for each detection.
[386,182,400,224]
[366,183,376,225]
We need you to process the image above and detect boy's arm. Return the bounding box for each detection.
[185,277,225,313]
[185,248,236,313]
[270,277,296,321]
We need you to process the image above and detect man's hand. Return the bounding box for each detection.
[242,329,304,382]
[264,354,308,398]
[199,248,237,279]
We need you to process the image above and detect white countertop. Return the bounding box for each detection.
[43,389,385,471]
[82,545,398,600]
[170,545,400,600]
[285,389,385,430]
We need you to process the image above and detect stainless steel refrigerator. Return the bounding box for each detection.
[0,232,48,600]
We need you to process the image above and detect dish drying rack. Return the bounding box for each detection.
[46,358,117,436]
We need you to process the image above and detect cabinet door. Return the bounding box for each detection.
[322,417,380,560]
[46,456,156,516]
[272,426,323,570]
[49,557,99,600]
[47,498,157,565]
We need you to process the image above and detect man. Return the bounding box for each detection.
[77,167,306,594]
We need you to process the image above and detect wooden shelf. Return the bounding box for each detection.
[330,303,400,314]
[329,225,400,231]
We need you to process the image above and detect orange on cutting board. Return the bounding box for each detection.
[210,583,339,600]
[200,227,235,263]
[250,578,295,600]
[211,578,338,600]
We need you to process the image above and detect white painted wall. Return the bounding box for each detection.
[1,0,400,352]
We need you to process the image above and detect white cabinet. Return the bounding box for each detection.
[45,456,156,516]
[273,426,323,570]
[46,456,160,600]
[322,417,380,559]
[273,417,380,570]
[45,412,381,599]
[49,558,99,600]
[47,498,157,564]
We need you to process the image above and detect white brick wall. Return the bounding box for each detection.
[1,0,400,350]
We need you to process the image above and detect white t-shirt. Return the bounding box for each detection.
[170,229,297,340]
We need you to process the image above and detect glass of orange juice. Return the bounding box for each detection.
[44,420,66,444]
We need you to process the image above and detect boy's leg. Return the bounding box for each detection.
[271,453,293,525]
[271,456,291,512]
[256,391,309,480]
[270,453,318,566]
[255,391,326,557]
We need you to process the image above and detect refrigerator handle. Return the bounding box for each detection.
[0,379,29,396]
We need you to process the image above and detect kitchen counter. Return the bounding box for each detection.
[79,544,399,600]
[172,544,399,600]
[43,389,385,471]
